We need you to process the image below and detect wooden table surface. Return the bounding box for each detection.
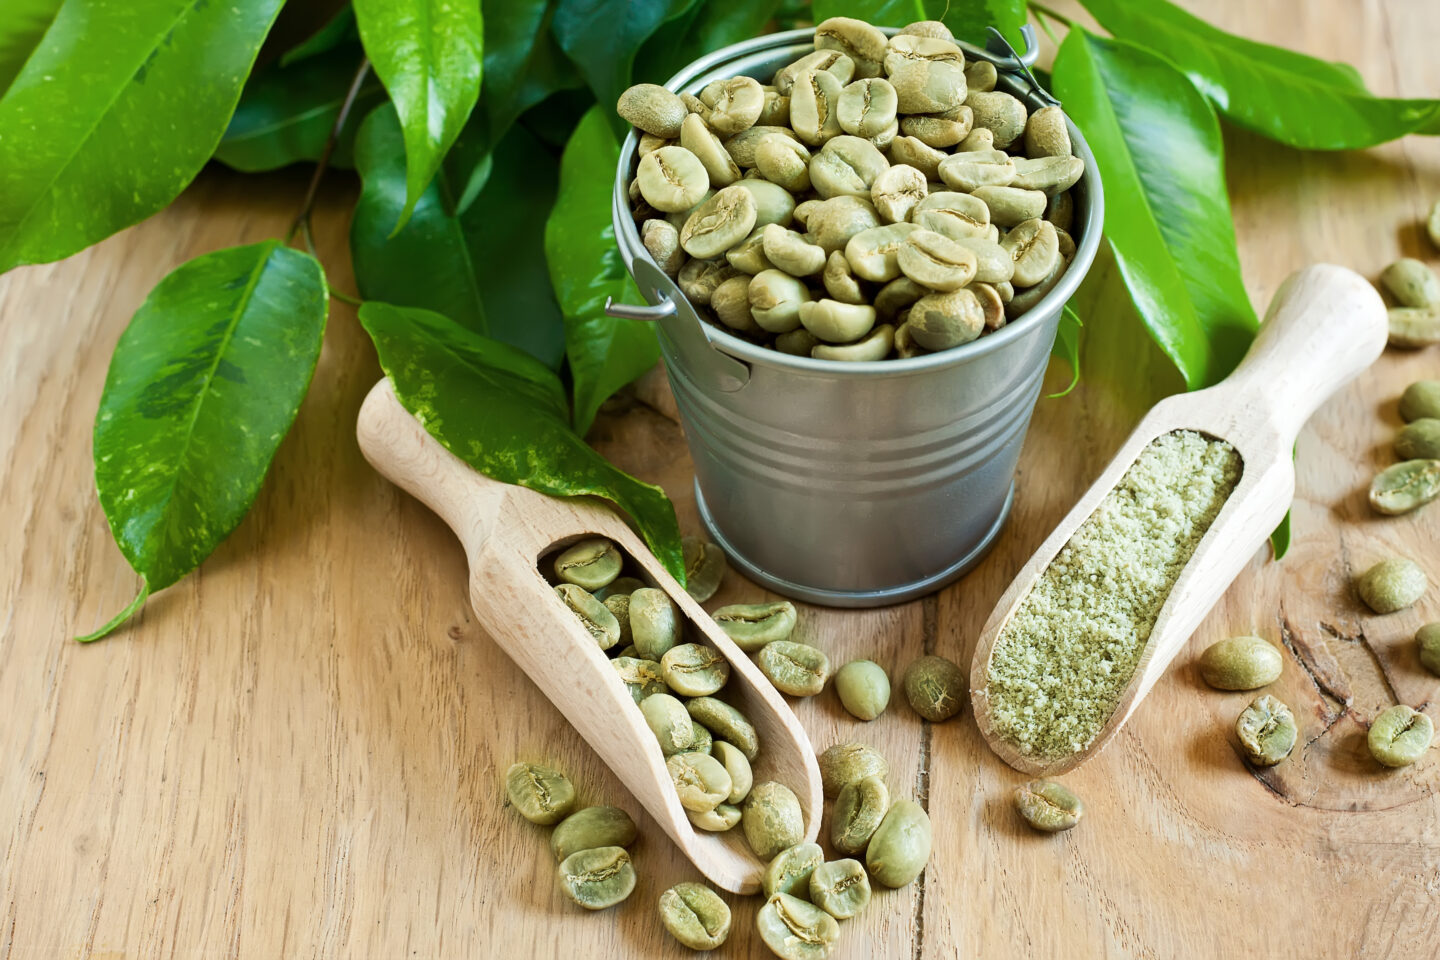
[3,2,1439,957]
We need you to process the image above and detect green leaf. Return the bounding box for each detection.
[350,103,567,368]
[1269,511,1291,562]
[353,0,484,228]
[551,0,695,115]
[1078,0,1440,149]
[636,0,782,85]
[359,301,685,579]
[544,106,658,436]
[0,0,287,275]
[1052,28,1257,390]
[810,0,1028,48]
[87,241,329,640]
[214,45,385,173]
[279,6,359,67]
[0,0,61,95]
[1047,303,1082,398]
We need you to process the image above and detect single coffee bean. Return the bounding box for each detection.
[894,317,924,358]
[888,134,946,180]
[971,282,1005,330]
[898,228,978,291]
[687,696,761,761]
[802,196,878,255]
[837,77,899,138]
[831,774,889,854]
[677,258,739,307]
[612,656,667,703]
[1380,258,1440,308]
[680,112,740,188]
[898,19,953,40]
[958,126,995,152]
[689,719,713,755]
[812,324,894,361]
[913,190,991,240]
[1417,622,1440,676]
[637,133,670,157]
[1368,704,1433,767]
[642,692,696,756]
[1198,635,1282,690]
[638,145,711,213]
[1400,380,1440,422]
[668,751,733,812]
[1369,459,1440,515]
[719,226,770,277]
[1023,104,1072,158]
[866,798,931,887]
[553,537,622,590]
[1357,557,1428,614]
[603,593,632,646]
[733,178,797,229]
[963,59,998,94]
[774,50,856,96]
[937,149,1016,192]
[630,587,681,659]
[1013,779,1083,833]
[845,221,919,282]
[888,57,967,114]
[818,741,887,797]
[966,89,1028,148]
[759,88,790,126]
[505,761,577,825]
[1010,155,1085,196]
[995,280,1014,303]
[661,642,731,697]
[810,134,890,199]
[708,75,764,136]
[883,33,963,71]
[756,893,840,960]
[551,806,637,862]
[762,841,824,898]
[711,600,798,651]
[682,535,727,602]
[903,654,966,721]
[618,83,688,137]
[908,289,984,351]
[762,224,826,277]
[743,781,805,860]
[1045,189,1074,232]
[659,882,732,949]
[822,249,867,303]
[758,640,832,696]
[954,236,1014,284]
[681,185,758,259]
[809,859,871,919]
[1396,418,1440,460]
[749,268,812,333]
[555,583,621,649]
[776,327,821,356]
[712,740,754,803]
[724,124,801,168]
[1388,305,1440,348]
[834,659,891,721]
[874,276,926,321]
[790,68,845,146]
[799,298,878,343]
[815,16,888,79]
[681,91,709,119]
[1055,227,1076,260]
[688,801,742,832]
[900,106,972,148]
[870,163,928,222]
[755,133,812,193]
[972,184,1048,227]
[1235,694,1298,767]
[557,846,636,910]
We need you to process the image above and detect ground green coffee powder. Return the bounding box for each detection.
[986,430,1243,759]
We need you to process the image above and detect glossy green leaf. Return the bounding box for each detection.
[353,0,483,227]
[0,0,286,275]
[1078,0,1440,149]
[551,0,694,116]
[1047,303,1082,399]
[359,301,684,579]
[1269,510,1291,562]
[1052,28,1257,390]
[350,104,567,368]
[810,0,1028,48]
[0,0,60,94]
[279,5,358,67]
[544,106,658,436]
[215,45,385,173]
[85,241,329,640]
[636,0,782,85]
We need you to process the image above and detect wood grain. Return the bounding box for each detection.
[1,1,1438,957]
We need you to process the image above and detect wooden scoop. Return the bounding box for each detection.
[970,264,1388,776]
[356,379,821,893]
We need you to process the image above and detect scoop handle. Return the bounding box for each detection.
[1221,264,1387,441]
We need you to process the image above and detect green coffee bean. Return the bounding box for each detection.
[758,640,832,696]
[870,163,927,223]
[963,61,998,95]
[900,109,971,149]
[659,882,732,949]
[809,859,871,919]
[1418,623,1440,676]
[761,225,826,278]
[903,655,966,721]
[811,324,893,361]
[805,195,880,253]
[677,258,739,307]
[612,657,666,703]
[558,845,636,910]
[1369,459,1440,515]
[898,228,977,291]
[798,298,877,343]
[790,68,844,146]
[774,51,856,96]
[1197,635,1283,691]
[712,273,759,330]
[1400,380,1440,422]
[551,806,637,862]
[553,537,622,590]
[889,56,966,114]
[1235,694,1298,767]
[724,125,802,168]
[912,190,991,241]
[762,841,823,898]
[631,587,681,660]
[831,774,888,854]
[682,535,727,602]
[1380,258,1440,308]
[755,135,812,193]
[1013,780,1083,832]
[1388,305,1440,348]
[844,221,920,282]
[687,697,760,761]
[555,583,621,650]
[1396,419,1440,460]
[1010,155,1084,196]
[681,185,758,259]
[661,642,731,697]
[680,113,740,189]
[898,19,953,40]
[814,16,888,79]
[618,83,688,138]
[711,600,798,651]
[713,740,754,803]
[594,575,646,600]
[966,90,1028,149]
[689,720,713,755]
[504,762,577,825]
[743,781,805,860]
[834,659,890,720]
[733,178,797,230]
[708,75,764,136]
[604,594,632,646]
[972,183,1047,227]
[1001,218,1060,287]
[756,893,840,960]
[955,236,1014,284]
[1023,104,1071,158]
[937,149,1016,192]
[1368,705,1433,768]
[688,802,742,832]
[809,135,890,200]
[642,692,696,756]
[908,289,984,351]
[865,798,931,887]
[724,228,774,277]
[638,146,711,213]
[668,751,733,812]
[749,268,812,333]
[874,275,926,321]
[817,742,887,797]
[1356,557,1428,613]
[775,327,821,356]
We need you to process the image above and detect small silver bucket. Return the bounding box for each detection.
[611,27,1103,607]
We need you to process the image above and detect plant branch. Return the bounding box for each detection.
[1029,1,1075,29]
[287,57,371,244]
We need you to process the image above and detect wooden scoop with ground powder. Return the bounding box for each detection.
[969,265,1387,776]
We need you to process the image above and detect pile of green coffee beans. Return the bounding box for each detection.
[1380,258,1440,348]
[1369,379,1440,516]
[617,16,1085,362]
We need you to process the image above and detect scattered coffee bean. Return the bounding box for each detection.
[1388,305,1440,348]
[712,740,754,803]
[668,751,734,812]
[818,741,888,797]
[631,587,681,659]
[689,802,743,832]
[757,892,841,960]
[661,642,732,696]
[551,806,637,862]
[1400,380,1440,422]
[903,654,966,721]
[1235,694,1298,767]
[687,696,760,761]
[758,640,832,696]
[555,583,621,649]
[834,659,891,720]
[1396,419,1440,460]
[1356,557,1428,613]
[682,535,728,602]
[1380,258,1440,308]
[1197,635,1283,691]
[641,692,696,756]
[1368,705,1433,768]
[1013,779,1083,832]
[809,858,872,919]
[865,798,932,887]
[743,781,805,860]
[659,882,732,949]
[762,841,824,898]
[1369,459,1440,515]
[557,845,636,910]
[830,774,889,854]
[505,761,577,825]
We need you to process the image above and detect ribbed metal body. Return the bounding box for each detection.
[612,29,1104,606]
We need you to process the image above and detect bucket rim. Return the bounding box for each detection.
[612,26,1104,378]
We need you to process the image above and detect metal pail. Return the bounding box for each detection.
[611,27,1103,607]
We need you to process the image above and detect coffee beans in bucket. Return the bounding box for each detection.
[618,16,1085,362]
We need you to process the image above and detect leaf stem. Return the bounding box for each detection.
[287,57,371,244]
[75,578,149,642]
[1029,1,1075,29]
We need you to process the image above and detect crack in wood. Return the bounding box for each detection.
[1280,614,1350,723]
